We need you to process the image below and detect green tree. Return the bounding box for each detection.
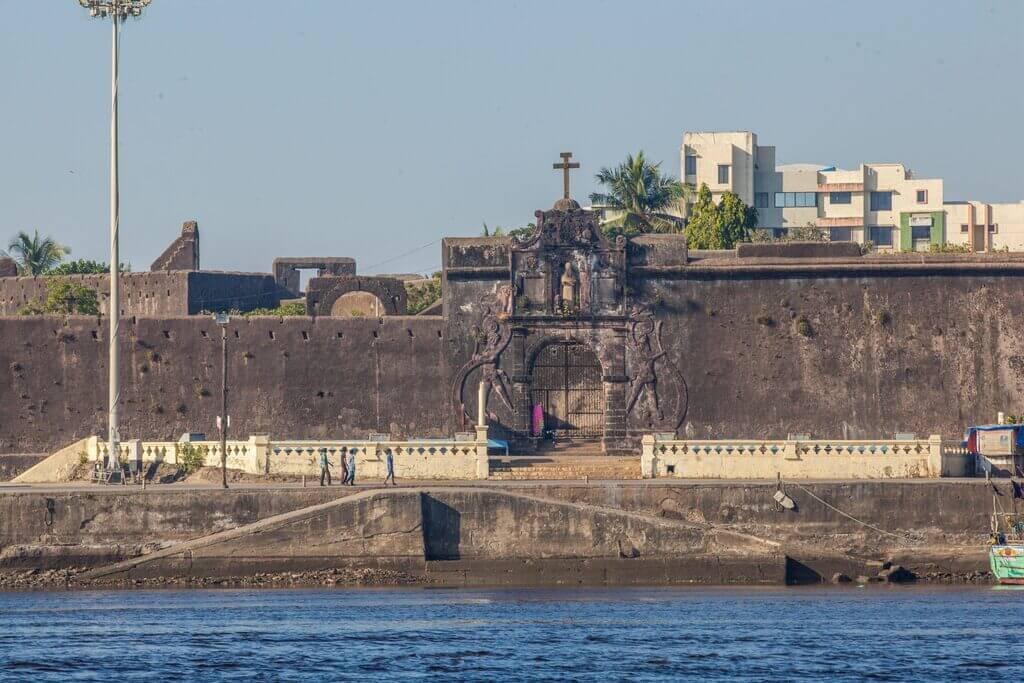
[46,259,130,276]
[7,230,69,275]
[783,222,827,242]
[18,278,99,315]
[684,184,758,249]
[482,222,535,241]
[589,151,690,237]
[406,272,442,314]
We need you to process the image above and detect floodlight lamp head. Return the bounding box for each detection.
[76,0,152,20]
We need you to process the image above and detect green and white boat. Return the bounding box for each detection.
[989,511,1024,585]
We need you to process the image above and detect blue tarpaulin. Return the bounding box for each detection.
[964,424,1024,453]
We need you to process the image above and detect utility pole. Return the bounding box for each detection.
[76,0,153,478]
[214,313,230,489]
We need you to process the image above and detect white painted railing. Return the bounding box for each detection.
[85,426,490,480]
[641,434,971,479]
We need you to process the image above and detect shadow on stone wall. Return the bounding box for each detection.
[421,493,461,560]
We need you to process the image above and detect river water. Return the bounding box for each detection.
[0,585,1020,681]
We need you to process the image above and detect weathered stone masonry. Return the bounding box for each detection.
[4,204,1024,454]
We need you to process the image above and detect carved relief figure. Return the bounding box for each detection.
[476,317,514,414]
[626,313,665,421]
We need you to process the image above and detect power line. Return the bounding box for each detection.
[363,239,441,274]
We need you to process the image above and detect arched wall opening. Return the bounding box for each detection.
[330,291,387,317]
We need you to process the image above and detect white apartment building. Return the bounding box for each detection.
[681,131,1024,252]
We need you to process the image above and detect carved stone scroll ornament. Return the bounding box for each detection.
[451,299,514,428]
[626,305,688,433]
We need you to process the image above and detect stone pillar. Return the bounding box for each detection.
[640,434,657,478]
[475,425,490,479]
[602,328,630,454]
[928,434,944,477]
[250,434,271,476]
[477,380,487,427]
[509,326,535,451]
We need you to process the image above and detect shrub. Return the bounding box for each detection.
[755,314,774,326]
[406,273,442,314]
[243,301,307,317]
[876,310,892,327]
[929,243,971,254]
[18,278,99,316]
[177,443,207,474]
[795,316,814,337]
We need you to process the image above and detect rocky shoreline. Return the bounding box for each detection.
[0,567,428,591]
[0,566,995,592]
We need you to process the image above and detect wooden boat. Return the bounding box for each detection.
[989,511,1024,585]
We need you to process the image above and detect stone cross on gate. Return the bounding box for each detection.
[553,152,579,200]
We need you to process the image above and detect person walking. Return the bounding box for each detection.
[345,449,356,486]
[318,447,332,487]
[339,448,349,485]
[384,450,396,486]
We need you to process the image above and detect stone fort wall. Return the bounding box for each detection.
[0,315,449,454]
[0,271,278,317]
[4,254,1024,454]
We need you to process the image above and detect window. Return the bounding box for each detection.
[916,189,928,204]
[911,226,931,241]
[754,192,769,208]
[869,226,893,247]
[960,224,969,233]
[989,224,998,233]
[829,192,852,204]
[829,228,852,242]
[685,155,697,175]
[870,191,892,211]
[717,164,730,184]
[773,192,817,208]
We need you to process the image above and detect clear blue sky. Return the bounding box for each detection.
[1,0,1021,274]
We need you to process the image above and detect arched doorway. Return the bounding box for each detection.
[330,291,386,317]
[530,341,604,440]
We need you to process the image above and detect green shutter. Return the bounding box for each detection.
[899,213,912,252]
[930,211,944,247]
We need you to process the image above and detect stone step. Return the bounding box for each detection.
[488,455,641,480]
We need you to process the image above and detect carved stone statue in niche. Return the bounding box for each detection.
[626,313,666,421]
[495,284,514,319]
[560,262,579,310]
[578,257,592,314]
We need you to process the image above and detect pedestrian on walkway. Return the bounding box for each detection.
[345,449,356,486]
[339,448,349,484]
[384,450,396,486]
[318,447,331,486]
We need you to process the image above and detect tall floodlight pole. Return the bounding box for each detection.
[76,1,152,477]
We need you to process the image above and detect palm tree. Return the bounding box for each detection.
[589,151,691,236]
[7,230,69,275]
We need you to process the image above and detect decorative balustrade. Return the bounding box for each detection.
[86,430,489,480]
[641,434,970,479]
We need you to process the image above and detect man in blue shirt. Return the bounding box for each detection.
[384,450,396,486]
[344,449,356,486]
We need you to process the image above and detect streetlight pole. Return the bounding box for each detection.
[76,1,152,477]
[214,313,230,489]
